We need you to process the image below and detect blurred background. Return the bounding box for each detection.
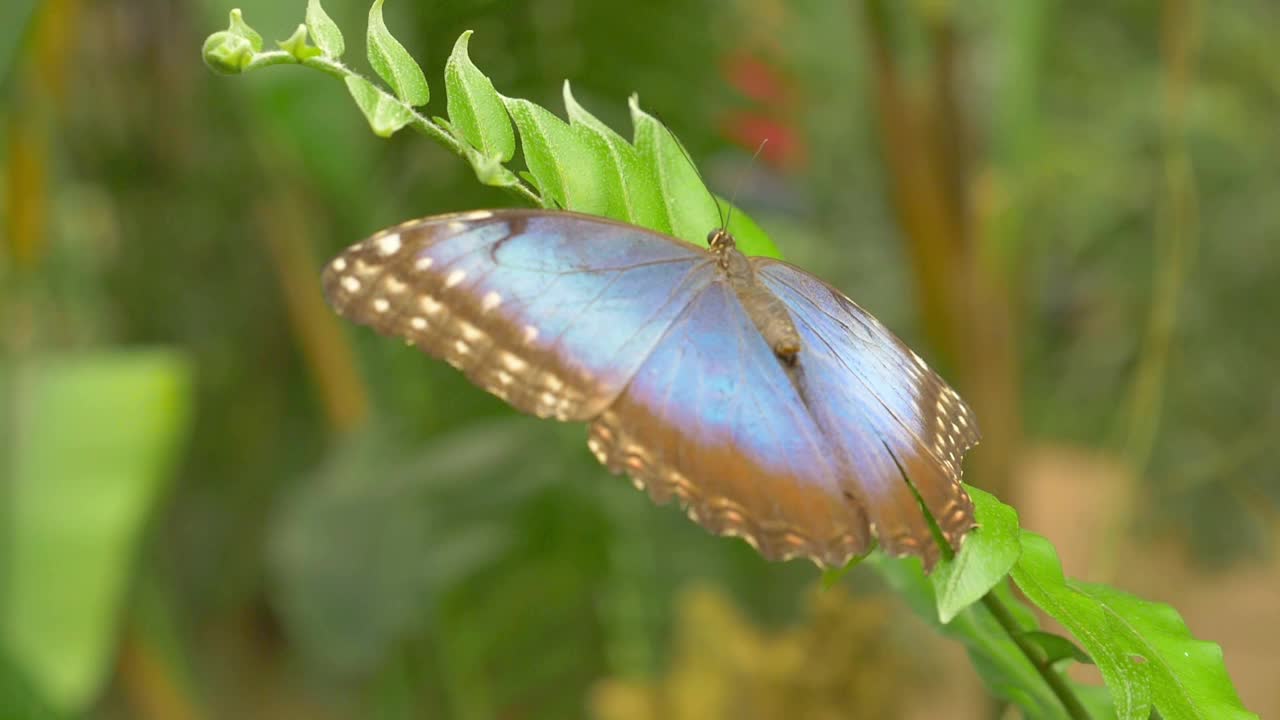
[2,0,1277,717]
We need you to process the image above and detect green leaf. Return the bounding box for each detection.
[445,31,515,163]
[1022,631,1094,666]
[306,0,345,58]
[504,96,619,215]
[227,8,262,52]
[1013,532,1224,720]
[0,648,65,720]
[344,75,413,137]
[629,95,720,247]
[931,484,1021,623]
[562,82,667,232]
[269,419,561,671]
[2,351,192,713]
[366,0,429,106]
[277,24,321,62]
[1075,579,1257,720]
[201,9,264,75]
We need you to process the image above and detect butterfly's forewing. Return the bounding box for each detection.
[588,279,873,567]
[755,259,980,563]
[322,210,709,421]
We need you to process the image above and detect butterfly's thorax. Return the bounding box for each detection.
[709,229,802,365]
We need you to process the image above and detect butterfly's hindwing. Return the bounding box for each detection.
[588,278,873,567]
[756,259,980,558]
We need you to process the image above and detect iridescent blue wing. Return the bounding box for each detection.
[589,278,875,567]
[322,210,710,420]
[754,259,980,565]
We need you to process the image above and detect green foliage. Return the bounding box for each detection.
[269,419,561,672]
[304,0,344,58]
[930,485,1022,623]
[365,0,427,106]
[196,3,1260,719]
[344,74,413,137]
[199,1,778,255]
[1012,533,1255,720]
[445,31,515,165]
[2,352,193,713]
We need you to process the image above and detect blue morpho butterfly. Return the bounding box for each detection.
[322,209,980,569]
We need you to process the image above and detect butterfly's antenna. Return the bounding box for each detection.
[662,124,727,230]
[723,138,769,234]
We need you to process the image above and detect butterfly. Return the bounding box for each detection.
[322,209,980,569]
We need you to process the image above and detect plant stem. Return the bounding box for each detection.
[241,51,543,207]
[981,591,1091,720]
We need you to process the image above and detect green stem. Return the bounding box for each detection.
[240,50,542,206]
[981,591,1091,720]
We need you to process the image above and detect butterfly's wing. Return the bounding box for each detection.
[323,210,710,421]
[754,259,980,565]
[589,277,874,567]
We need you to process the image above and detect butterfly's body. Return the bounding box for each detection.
[709,228,802,365]
[323,209,979,569]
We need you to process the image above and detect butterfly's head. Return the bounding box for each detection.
[707,228,736,252]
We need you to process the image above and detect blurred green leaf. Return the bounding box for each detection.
[344,74,413,137]
[0,648,65,720]
[1,351,192,713]
[306,0,344,58]
[0,0,38,91]
[366,0,428,106]
[445,30,515,163]
[931,485,1021,623]
[269,418,566,672]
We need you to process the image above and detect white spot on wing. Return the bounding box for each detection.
[445,269,467,288]
[419,295,443,314]
[376,233,402,256]
[384,275,406,293]
[373,298,390,313]
[482,291,502,311]
[330,258,347,272]
[415,257,434,271]
[341,276,361,293]
[465,210,494,220]
[410,317,427,331]
[523,325,539,343]
[458,322,483,342]
[448,221,467,233]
